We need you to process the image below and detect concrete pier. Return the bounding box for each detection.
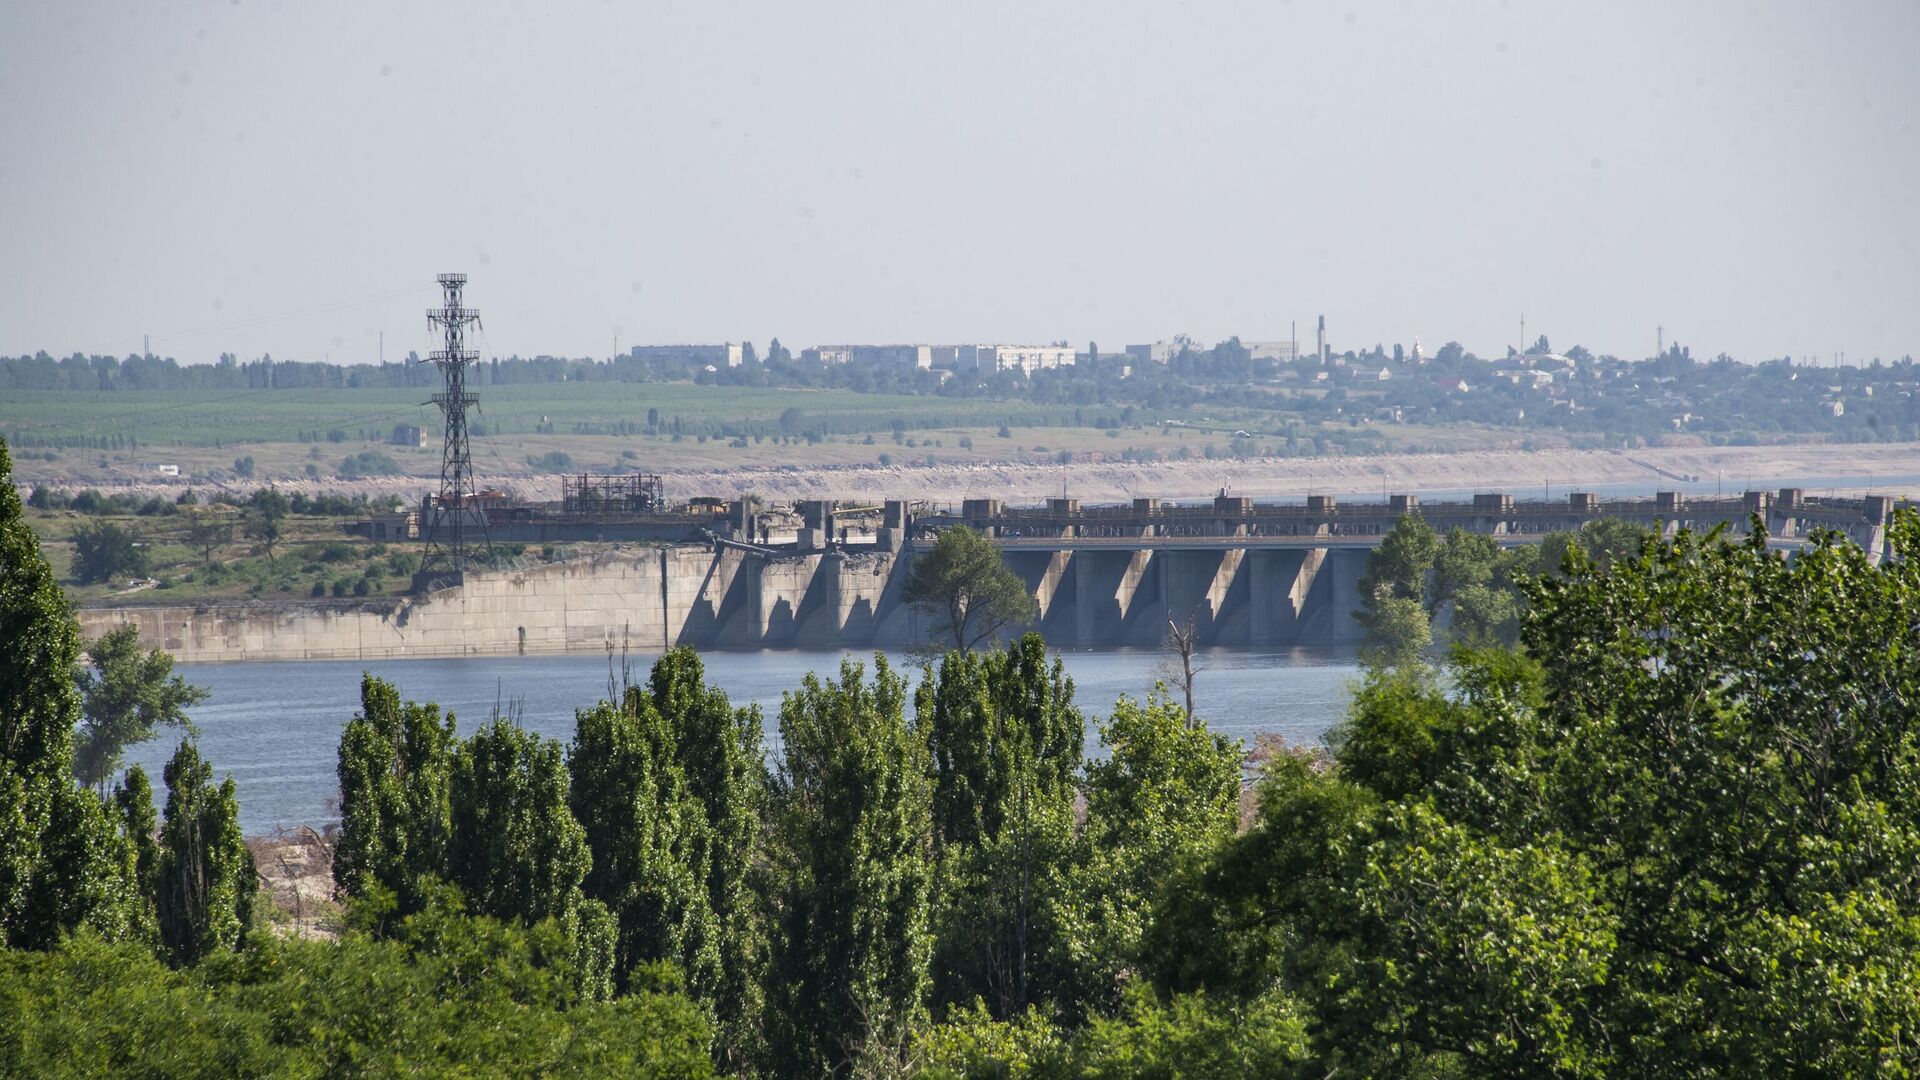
[81,490,1902,662]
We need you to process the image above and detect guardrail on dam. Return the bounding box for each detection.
[81,489,1900,662]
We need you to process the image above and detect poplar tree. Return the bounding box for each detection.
[448,717,593,928]
[570,694,717,999]
[644,647,770,1070]
[113,764,161,947]
[452,716,615,1000]
[154,739,256,965]
[0,438,142,949]
[768,657,934,1076]
[920,633,1084,1017]
[332,676,457,915]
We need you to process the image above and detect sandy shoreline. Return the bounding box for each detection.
[20,442,1920,508]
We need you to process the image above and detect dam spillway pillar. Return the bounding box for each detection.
[797,500,835,551]
[1214,494,1252,537]
[1473,492,1515,536]
[1251,548,1332,644]
[1772,488,1804,538]
[1046,497,1081,538]
[1656,491,1687,538]
[962,498,1005,537]
[1160,548,1248,644]
[878,500,909,552]
[1075,548,1151,645]
[1004,549,1076,643]
[1132,497,1162,537]
[1860,494,1896,563]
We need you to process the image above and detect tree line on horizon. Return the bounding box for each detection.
[7,336,1918,448]
[10,427,1920,1075]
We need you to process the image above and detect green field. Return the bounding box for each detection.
[0,383,1126,449]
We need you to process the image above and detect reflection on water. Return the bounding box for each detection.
[125,647,1362,834]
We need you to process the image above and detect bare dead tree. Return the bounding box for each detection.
[1162,610,1205,729]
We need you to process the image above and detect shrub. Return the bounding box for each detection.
[340,451,400,478]
[71,521,149,583]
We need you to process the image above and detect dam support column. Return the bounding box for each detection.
[1160,549,1248,644]
[1075,549,1132,645]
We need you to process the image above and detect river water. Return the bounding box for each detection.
[122,647,1362,835]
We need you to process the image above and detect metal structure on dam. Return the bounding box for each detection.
[83,487,1903,663]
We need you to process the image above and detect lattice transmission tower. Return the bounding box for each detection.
[415,272,491,588]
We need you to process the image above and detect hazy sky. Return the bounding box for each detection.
[2,1,1915,366]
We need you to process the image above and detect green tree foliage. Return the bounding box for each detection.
[183,510,232,565]
[449,717,594,927]
[918,986,1308,1079]
[70,520,149,583]
[921,634,1082,854]
[1062,690,1242,1019]
[450,716,614,1000]
[245,486,288,561]
[0,903,715,1077]
[904,526,1038,652]
[642,647,770,1071]
[570,693,719,1003]
[112,765,161,947]
[71,623,208,794]
[154,740,256,966]
[1149,517,1920,1075]
[0,439,142,949]
[1533,516,1653,576]
[1356,589,1432,669]
[1429,526,1500,613]
[768,657,935,1075]
[919,634,1084,1019]
[1356,513,1437,605]
[1355,514,1439,663]
[332,675,457,916]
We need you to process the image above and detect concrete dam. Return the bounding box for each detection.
[81,488,1900,663]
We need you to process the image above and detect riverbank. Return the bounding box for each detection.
[22,441,1920,508]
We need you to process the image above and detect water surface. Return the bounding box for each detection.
[125,647,1361,834]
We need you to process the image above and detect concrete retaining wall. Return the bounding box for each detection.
[80,544,1367,662]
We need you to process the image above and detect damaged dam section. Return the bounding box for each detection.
[79,487,1899,663]
[76,541,1374,663]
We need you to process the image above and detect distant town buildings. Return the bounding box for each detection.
[628,344,744,368]
[1125,342,1194,365]
[1242,341,1299,362]
[801,344,933,369]
[390,424,429,447]
[960,344,1076,374]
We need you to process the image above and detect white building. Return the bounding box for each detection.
[1125,341,1201,364]
[961,344,1076,375]
[803,344,932,369]
[1242,340,1299,362]
[628,343,743,368]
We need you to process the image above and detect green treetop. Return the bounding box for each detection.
[0,438,144,949]
[72,622,208,795]
[768,656,934,1076]
[904,526,1039,653]
[154,739,256,966]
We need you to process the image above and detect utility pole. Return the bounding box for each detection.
[1657,325,1664,358]
[415,272,490,589]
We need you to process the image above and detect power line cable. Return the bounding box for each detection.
[74,282,438,355]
